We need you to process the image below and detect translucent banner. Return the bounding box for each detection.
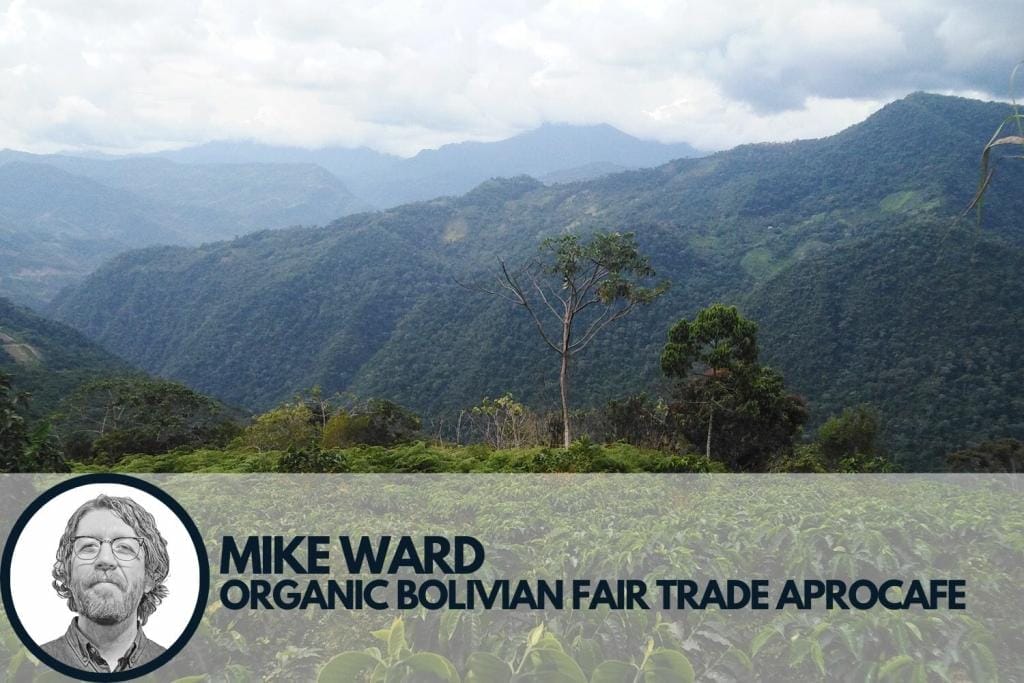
[1,475,1021,681]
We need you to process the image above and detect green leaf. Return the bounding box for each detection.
[527,624,545,647]
[388,619,407,658]
[440,610,462,642]
[533,633,566,653]
[400,653,461,682]
[751,627,778,656]
[590,660,637,683]
[318,651,381,683]
[172,677,209,683]
[517,649,588,683]
[878,654,914,679]
[811,642,825,676]
[642,649,695,683]
[467,652,512,682]
[726,647,753,672]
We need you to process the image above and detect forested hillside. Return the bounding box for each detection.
[49,93,1024,467]
[0,151,366,306]
[0,297,135,416]
[748,225,1024,469]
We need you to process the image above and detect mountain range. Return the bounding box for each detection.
[45,93,1024,467]
[1,124,700,308]
[0,151,365,307]
[154,123,703,208]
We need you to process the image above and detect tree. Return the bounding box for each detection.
[0,371,31,471]
[487,232,667,447]
[53,377,239,463]
[0,371,62,471]
[661,304,806,470]
[816,404,888,471]
[946,439,1024,473]
[321,399,421,448]
[240,403,318,452]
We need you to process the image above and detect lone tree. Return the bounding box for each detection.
[661,304,806,470]
[489,232,667,448]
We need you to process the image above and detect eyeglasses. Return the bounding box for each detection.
[72,536,143,562]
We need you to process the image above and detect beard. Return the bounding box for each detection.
[70,571,145,626]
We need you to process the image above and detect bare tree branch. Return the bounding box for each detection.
[572,301,638,351]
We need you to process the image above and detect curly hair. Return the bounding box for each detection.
[51,494,170,626]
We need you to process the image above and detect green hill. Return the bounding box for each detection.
[747,224,1024,469]
[0,297,136,416]
[48,93,1024,466]
[0,152,367,306]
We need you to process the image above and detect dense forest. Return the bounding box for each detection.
[31,92,1024,470]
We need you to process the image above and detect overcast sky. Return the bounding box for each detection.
[1,0,1020,157]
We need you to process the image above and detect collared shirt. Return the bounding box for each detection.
[40,617,166,673]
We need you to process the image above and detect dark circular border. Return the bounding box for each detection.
[1,474,210,682]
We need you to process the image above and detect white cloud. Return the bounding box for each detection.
[0,0,1018,156]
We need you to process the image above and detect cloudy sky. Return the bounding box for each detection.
[1,0,1020,156]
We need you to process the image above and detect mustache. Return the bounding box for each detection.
[84,572,127,590]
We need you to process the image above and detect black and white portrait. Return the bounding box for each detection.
[4,481,203,678]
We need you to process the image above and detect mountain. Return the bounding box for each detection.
[0,151,367,306]
[153,123,703,208]
[540,162,631,184]
[49,93,1024,466]
[0,161,183,308]
[747,226,1024,469]
[0,297,136,417]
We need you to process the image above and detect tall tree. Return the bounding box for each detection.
[489,232,667,447]
[661,304,806,470]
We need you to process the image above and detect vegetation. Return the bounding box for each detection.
[0,371,61,471]
[46,94,1024,468]
[747,223,1024,469]
[946,438,1024,473]
[52,377,239,464]
[0,296,135,417]
[486,231,667,447]
[5,476,1018,680]
[661,305,806,470]
[0,152,364,306]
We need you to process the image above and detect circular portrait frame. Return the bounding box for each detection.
[1,474,210,682]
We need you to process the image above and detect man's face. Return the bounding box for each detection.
[69,509,153,626]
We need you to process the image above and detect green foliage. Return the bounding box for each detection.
[41,94,1024,469]
[497,230,669,447]
[0,297,135,418]
[52,377,239,463]
[0,371,62,471]
[318,620,696,683]
[84,440,728,474]
[237,403,317,453]
[661,304,758,377]
[591,393,685,451]
[946,438,1024,473]
[748,224,1024,469]
[815,404,895,472]
[321,399,421,448]
[467,393,539,449]
[661,306,806,470]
